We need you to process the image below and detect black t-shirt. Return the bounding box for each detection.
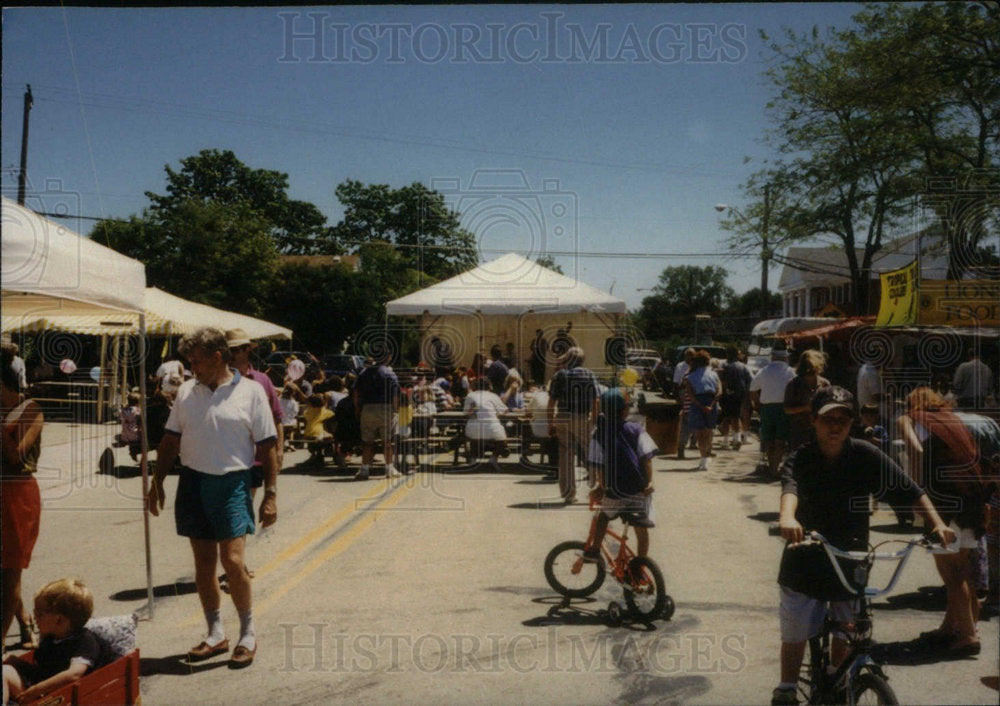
[23,628,103,683]
[778,438,924,600]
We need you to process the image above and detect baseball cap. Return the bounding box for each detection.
[811,386,856,417]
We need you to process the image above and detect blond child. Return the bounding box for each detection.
[3,579,102,705]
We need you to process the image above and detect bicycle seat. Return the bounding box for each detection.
[620,512,654,528]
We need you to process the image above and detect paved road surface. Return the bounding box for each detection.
[9,421,998,704]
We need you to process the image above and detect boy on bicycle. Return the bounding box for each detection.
[584,389,658,560]
[772,386,953,706]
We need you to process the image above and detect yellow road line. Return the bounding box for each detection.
[256,478,415,616]
[179,476,414,627]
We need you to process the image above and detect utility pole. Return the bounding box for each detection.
[17,84,33,206]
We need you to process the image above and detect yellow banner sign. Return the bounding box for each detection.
[875,260,919,327]
[918,279,1000,326]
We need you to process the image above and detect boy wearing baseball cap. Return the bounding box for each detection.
[771,386,954,705]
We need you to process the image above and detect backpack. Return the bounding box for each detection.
[911,409,996,504]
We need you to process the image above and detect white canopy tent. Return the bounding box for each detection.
[386,253,627,376]
[1,196,157,616]
[3,287,291,340]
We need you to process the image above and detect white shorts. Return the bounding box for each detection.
[779,586,854,643]
[601,493,655,527]
[948,520,980,550]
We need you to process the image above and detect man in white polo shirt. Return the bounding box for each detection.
[147,327,277,670]
[749,349,796,478]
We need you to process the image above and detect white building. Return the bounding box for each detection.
[777,229,950,317]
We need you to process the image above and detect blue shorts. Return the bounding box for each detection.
[687,393,718,431]
[175,467,255,541]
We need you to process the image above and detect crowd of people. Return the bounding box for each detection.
[657,341,997,706]
[2,328,997,701]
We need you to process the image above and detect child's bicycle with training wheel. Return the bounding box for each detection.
[543,505,674,625]
[794,531,951,705]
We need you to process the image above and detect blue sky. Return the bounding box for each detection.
[2,4,867,310]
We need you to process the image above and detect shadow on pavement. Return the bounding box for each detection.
[746,511,780,524]
[110,580,197,602]
[869,522,921,535]
[721,470,778,484]
[875,585,945,612]
[871,638,985,665]
[508,501,579,510]
[140,653,231,676]
[523,597,658,631]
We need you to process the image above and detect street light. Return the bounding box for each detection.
[715,185,772,310]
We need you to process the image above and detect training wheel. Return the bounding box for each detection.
[662,595,676,620]
[607,601,624,626]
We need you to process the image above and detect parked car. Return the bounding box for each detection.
[672,344,727,363]
[322,353,364,379]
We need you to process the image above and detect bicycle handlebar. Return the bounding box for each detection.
[793,531,953,598]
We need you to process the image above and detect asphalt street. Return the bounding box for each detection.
[8,420,998,705]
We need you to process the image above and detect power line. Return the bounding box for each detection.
[4,81,742,179]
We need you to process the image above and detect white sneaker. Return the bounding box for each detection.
[385,464,402,478]
[697,458,709,470]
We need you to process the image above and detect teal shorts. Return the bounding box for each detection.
[759,404,790,442]
[175,467,255,541]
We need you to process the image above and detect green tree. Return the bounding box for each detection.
[332,179,477,281]
[728,2,1000,308]
[94,200,279,316]
[725,288,783,319]
[845,2,1000,279]
[637,266,734,341]
[535,254,564,274]
[146,149,331,254]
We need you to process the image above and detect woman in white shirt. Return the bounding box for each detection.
[463,378,508,467]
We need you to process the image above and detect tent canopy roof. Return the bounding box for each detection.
[3,287,291,339]
[386,253,626,316]
[2,197,146,319]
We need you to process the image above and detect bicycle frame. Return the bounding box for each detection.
[798,532,948,705]
[582,510,635,583]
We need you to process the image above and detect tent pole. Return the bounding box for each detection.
[109,335,121,422]
[138,316,155,619]
[97,334,108,423]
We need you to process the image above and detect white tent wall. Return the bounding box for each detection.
[415,310,623,381]
[1,197,156,618]
[387,254,628,379]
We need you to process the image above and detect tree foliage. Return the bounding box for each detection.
[725,2,999,313]
[332,179,477,281]
[94,200,279,316]
[637,265,735,341]
[535,254,564,274]
[146,149,331,254]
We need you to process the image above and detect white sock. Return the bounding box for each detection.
[205,609,225,646]
[237,609,256,651]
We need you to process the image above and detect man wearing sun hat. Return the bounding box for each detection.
[226,328,285,476]
[770,385,954,705]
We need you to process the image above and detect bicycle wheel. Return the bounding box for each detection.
[544,541,605,597]
[852,672,898,705]
[623,556,666,620]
